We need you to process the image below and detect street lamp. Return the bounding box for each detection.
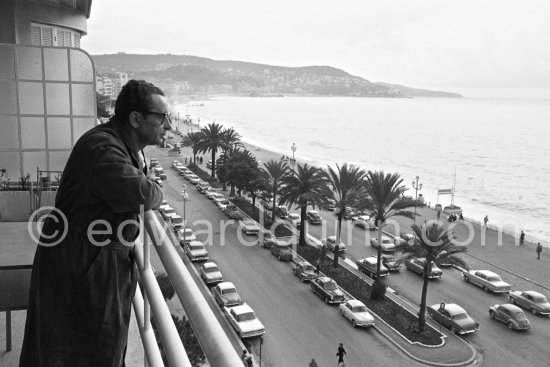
[412,176,422,225]
[291,143,296,168]
[180,184,188,229]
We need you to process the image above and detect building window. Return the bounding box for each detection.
[30,23,82,48]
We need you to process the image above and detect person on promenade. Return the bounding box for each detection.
[483,215,489,228]
[20,80,167,366]
[537,242,542,259]
[336,343,347,367]
[520,230,525,245]
[241,349,248,362]
[309,358,319,367]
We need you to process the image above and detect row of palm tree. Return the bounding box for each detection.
[184,123,468,332]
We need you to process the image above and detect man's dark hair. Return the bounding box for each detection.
[115,79,164,124]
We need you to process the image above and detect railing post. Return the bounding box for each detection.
[143,230,151,367]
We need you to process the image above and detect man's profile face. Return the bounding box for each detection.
[136,94,171,146]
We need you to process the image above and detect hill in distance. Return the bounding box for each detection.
[92,53,462,98]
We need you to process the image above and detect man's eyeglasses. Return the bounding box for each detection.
[140,111,173,126]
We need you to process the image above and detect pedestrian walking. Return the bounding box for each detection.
[520,230,525,245]
[536,242,542,260]
[315,258,321,276]
[246,355,254,367]
[241,349,248,363]
[309,358,319,367]
[336,343,347,367]
[436,209,441,220]
[483,215,489,228]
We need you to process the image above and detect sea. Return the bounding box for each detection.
[175,95,550,244]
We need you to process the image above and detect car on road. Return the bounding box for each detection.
[321,236,347,253]
[338,299,375,328]
[293,261,317,282]
[275,205,289,219]
[405,258,443,279]
[212,282,243,307]
[240,219,261,236]
[224,303,266,339]
[187,175,201,184]
[286,213,301,227]
[310,276,346,304]
[508,290,550,316]
[177,228,196,244]
[270,241,293,261]
[427,303,479,335]
[306,210,322,224]
[184,240,209,262]
[200,262,223,285]
[257,230,278,249]
[355,257,389,279]
[223,204,241,219]
[216,198,230,211]
[351,215,376,230]
[489,304,531,330]
[149,158,158,167]
[381,254,401,272]
[370,235,396,252]
[462,270,511,293]
[160,207,177,221]
[400,233,415,244]
[170,214,184,231]
[196,182,210,193]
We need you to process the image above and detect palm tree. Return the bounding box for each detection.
[363,171,416,300]
[324,163,367,267]
[262,159,291,222]
[398,223,469,331]
[219,128,243,189]
[180,131,203,164]
[279,163,327,246]
[224,148,258,197]
[197,122,224,177]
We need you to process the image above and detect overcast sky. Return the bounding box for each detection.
[83,0,550,93]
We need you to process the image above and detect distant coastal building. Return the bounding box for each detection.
[0,0,96,182]
[96,72,128,99]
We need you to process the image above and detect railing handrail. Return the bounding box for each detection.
[141,210,243,367]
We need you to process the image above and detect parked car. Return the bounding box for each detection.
[160,207,176,221]
[216,199,230,211]
[489,304,531,330]
[257,230,278,249]
[351,215,376,230]
[212,281,243,307]
[321,236,347,253]
[508,290,550,316]
[200,262,223,285]
[170,214,184,231]
[293,261,317,282]
[405,258,443,279]
[286,213,301,227]
[427,303,479,335]
[209,192,224,201]
[370,235,396,252]
[184,240,208,262]
[224,303,266,339]
[223,204,241,219]
[310,276,346,304]
[149,158,158,167]
[306,210,322,224]
[197,182,211,193]
[270,241,293,261]
[400,233,415,244]
[177,228,196,244]
[338,300,375,328]
[275,205,289,219]
[171,160,181,169]
[462,270,511,293]
[240,219,261,236]
[381,254,401,272]
[355,257,389,278]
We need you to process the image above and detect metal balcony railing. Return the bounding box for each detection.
[132,210,243,367]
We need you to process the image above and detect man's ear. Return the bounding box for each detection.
[129,111,141,128]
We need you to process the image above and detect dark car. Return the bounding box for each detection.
[270,241,293,261]
[258,230,278,249]
[223,204,241,220]
[355,257,389,279]
[427,303,479,335]
[310,277,346,304]
[405,258,443,279]
[306,210,322,224]
[508,290,550,316]
[293,261,317,282]
[381,254,402,272]
[489,304,531,330]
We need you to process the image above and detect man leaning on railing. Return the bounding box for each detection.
[20,80,171,367]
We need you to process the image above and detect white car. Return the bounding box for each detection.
[210,192,224,201]
[351,215,377,230]
[321,235,347,252]
[338,299,375,328]
[184,240,209,262]
[371,235,396,252]
[170,214,184,231]
[216,199,231,211]
[205,188,218,199]
[177,228,196,243]
[212,282,243,307]
[160,207,177,221]
[286,213,301,227]
[213,196,227,207]
[200,262,223,285]
[240,219,261,236]
[188,175,201,185]
[224,303,266,339]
